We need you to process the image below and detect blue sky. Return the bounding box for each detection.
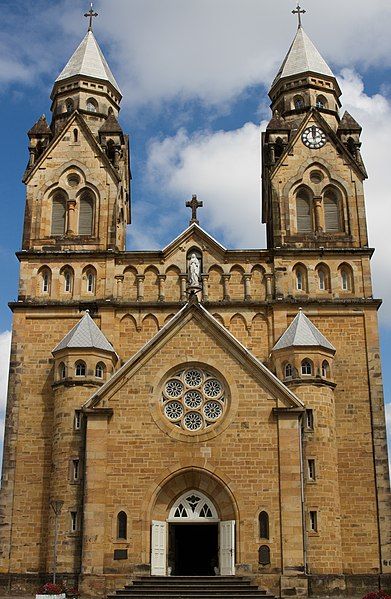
[0,0,390,470]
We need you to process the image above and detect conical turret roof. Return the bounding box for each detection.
[273,310,335,352]
[52,312,117,355]
[272,27,334,89]
[28,115,51,137]
[55,30,121,94]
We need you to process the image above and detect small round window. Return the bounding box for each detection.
[162,367,226,432]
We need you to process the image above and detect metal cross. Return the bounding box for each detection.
[84,3,98,31]
[292,3,306,28]
[186,194,203,225]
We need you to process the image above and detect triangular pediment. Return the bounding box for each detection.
[162,223,227,261]
[83,299,304,412]
[23,112,120,184]
[270,109,367,180]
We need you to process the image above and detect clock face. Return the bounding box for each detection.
[302,126,327,149]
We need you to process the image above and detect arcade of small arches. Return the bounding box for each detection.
[282,358,332,382]
[55,357,113,384]
[34,260,357,301]
[294,185,344,235]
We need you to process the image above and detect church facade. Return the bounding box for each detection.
[0,11,390,599]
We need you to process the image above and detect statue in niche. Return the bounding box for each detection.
[187,252,202,288]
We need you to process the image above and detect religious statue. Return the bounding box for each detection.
[188,253,201,288]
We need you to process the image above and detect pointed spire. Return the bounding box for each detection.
[272,310,335,352]
[55,30,121,94]
[271,26,334,89]
[28,115,51,138]
[52,312,117,355]
[99,113,123,134]
[339,111,362,132]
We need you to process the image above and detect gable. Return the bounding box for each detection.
[84,302,303,417]
[24,112,119,185]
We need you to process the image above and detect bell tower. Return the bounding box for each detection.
[262,9,368,251]
[21,7,130,254]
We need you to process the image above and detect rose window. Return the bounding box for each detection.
[162,367,226,432]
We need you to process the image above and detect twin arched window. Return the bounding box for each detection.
[301,360,313,376]
[295,185,342,234]
[75,361,86,377]
[50,188,95,237]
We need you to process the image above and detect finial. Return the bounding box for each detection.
[185,194,203,226]
[292,3,306,28]
[84,2,98,32]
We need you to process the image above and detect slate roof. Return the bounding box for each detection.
[99,113,123,134]
[339,111,362,132]
[55,30,121,94]
[272,27,334,88]
[28,115,51,137]
[273,310,335,352]
[52,312,116,354]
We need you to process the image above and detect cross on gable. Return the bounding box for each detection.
[84,3,98,31]
[292,3,306,28]
[186,194,203,225]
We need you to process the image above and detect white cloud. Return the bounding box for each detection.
[0,331,11,468]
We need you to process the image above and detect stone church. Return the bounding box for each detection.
[0,7,390,599]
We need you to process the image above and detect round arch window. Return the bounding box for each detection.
[161,367,226,433]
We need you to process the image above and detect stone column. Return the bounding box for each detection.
[136,275,145,301]
[264,273,274,300]
[180,274,188,302]
[158,275,166,302]
[115,275,124,299]
[222,274,231,301]
[201,274,209,302]
[66,199,77,235]
[313,196,323,232]
[243,274,252,301]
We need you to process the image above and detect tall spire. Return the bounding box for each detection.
[55,30,121,94]
[271,26,334,89]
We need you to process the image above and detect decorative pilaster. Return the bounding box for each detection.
[115,275,124,299]
[313,196,323,232]
[179,274,188,302]
[158,274,166,302]
[222,274,231,301]
[66,200,77,235]
[201,274,209,302]
[243,274,252,301]
[136,275,145,301]
[264,273,274,300]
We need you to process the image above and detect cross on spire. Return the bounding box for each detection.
[186,194,203,225]
[292,3,306,28]
[84,3,98,32]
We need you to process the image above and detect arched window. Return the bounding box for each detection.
[95,362,105,378]
[324,188,341,232]
[86,270,95,294]
[108,107,114,115]
[294,95,305,109]
[41,268,51,294]
[75,361,86,377]
[259,511,269,539]
[51,194,67,235]
[65,98,74,113]
[258,545,271,566]
[296,189,312,233]
[316,265,330,292]
[63,269,73,293]
[322,360,330,378]
[73,128,78,143]
[79,192,94,235]
[86,98,98,112]
[284,363,293,378]
[117,511,127,540]
[316,95,327,109]
[339,264,353,291]
[301,359,313,376]
[294,264,307,292]
[59,362,66,379]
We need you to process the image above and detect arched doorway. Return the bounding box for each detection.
[150,470,236,577]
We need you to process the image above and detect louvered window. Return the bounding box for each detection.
[296,192,312,232]
[51,195,66,235]
[79,194,94,235]
[324,190,341,232]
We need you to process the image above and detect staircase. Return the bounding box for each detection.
[108,576,275,599]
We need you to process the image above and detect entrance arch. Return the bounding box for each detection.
[150,468,237,577]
